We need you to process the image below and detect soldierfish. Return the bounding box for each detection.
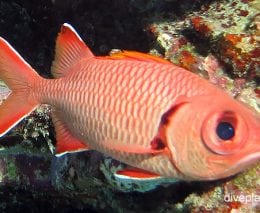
[0,23,259,181]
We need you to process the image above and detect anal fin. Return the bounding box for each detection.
[52,112,89,156]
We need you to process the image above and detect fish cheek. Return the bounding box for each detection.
[162,103,233,180]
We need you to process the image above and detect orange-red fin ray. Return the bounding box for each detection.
[0,37,40,137]
[115,167,161,180]
[0,37,39,91]
[51,23,94,78]
[52,112,90,156]
[0,93,38,137]
[103,50,172,64]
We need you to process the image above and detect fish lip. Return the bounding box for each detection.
[203,151,260,181]
[228,151,260,173]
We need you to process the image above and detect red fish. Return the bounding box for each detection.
[0,23,259,181]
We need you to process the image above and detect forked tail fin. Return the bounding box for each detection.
[0,37,41,136]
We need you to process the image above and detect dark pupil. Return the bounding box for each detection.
[216,122,235,140]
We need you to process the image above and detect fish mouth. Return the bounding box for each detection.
[204,151,260,180]
[226,151,260,176]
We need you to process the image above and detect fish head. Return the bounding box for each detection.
[164,94,260,180]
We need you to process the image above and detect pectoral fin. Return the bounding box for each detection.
[102,140,165,154]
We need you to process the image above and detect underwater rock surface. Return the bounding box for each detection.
[0,0,259,212]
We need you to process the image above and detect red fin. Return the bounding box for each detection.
[0,38,40,137]
[0,94,37,137]
[52,112,89,155]
[115,168,160,179]
[0,38,39,91]
[51,23,94,78]
[103,140,164,154]
[103,51,172,64]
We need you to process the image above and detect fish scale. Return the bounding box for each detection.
[0,23,259,180]
[33,58,211,177]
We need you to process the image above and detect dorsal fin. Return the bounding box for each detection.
[51,23,94,78]
[103,51,172,64]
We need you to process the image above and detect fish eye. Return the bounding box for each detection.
[202,111,248,155]
[216,122,235,140]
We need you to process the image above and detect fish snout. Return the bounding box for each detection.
[222,118,260,177]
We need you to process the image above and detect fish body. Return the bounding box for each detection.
[0,23,259,181]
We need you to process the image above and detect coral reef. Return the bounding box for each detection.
[0,0,259,212]
[0,81,10,105]
[148,0,259,111]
